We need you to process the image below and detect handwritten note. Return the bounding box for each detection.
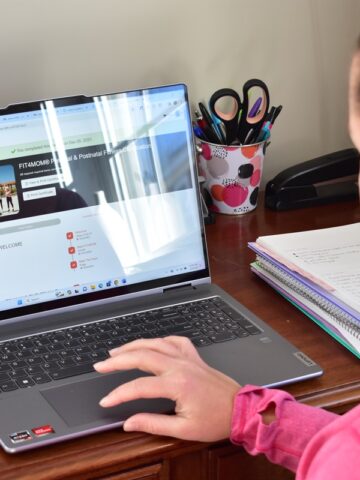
[256,223,360,311]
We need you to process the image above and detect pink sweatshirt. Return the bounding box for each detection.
[230,385,360,479]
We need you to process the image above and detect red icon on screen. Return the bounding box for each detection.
[70,261,78,269]
[68,246,75,254]
[66,232,74,240]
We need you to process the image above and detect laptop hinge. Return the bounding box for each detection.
[163,283,194,294]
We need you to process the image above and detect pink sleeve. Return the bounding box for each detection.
[230,385,338,473]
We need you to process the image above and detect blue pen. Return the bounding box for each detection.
[254,121,270,143]
[210,111,226,144]
[193,124,209,141]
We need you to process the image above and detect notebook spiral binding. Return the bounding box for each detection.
[256,255,360,340]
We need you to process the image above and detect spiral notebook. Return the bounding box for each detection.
[249,223,360,359]
[250,255,360,358]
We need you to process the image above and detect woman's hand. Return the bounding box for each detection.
[94,336,241,442]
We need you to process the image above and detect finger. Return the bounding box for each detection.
[94,349,171,376]
[99,375,175,407]
[109,337,181,358]
[109,336,205,366]
[164,336,205,363]
[164,335,198,354]
[123,412,187,439]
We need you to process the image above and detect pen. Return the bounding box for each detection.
[193,124,209,141]
[194,110,207,131]
[198,102,222,144]
[210,111,226,144]
[270,105,283,127]
[248,96,262,118]
[258,105,283,142]
[195,118,219,143]
[254,107,276,143]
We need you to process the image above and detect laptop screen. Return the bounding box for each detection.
[0,84,209,319]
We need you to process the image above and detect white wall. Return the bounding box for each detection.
[0,0,359,183]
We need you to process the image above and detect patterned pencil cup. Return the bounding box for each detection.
[197,139,267,215]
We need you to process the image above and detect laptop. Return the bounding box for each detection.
[0,84,322,453]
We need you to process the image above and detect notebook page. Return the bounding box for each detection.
[252,262,360,356]
[256,223,360,312]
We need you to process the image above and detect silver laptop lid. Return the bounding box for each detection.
[0,84,209,321]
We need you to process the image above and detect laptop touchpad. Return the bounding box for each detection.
[40,372,173,427]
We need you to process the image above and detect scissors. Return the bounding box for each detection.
[209,79,270,145]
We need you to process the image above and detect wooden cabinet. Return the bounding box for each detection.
[208,444,294,480]
[94,442,294,480]
[100,463,166,480]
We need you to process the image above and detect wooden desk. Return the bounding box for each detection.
[2,198,360,480]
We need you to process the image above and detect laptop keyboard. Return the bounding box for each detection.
[0,297,261,393]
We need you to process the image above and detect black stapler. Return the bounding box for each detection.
[265,148,360,210]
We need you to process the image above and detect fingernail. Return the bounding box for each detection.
[93,362,104,370]
[123,421,134,431]
[99,396,111,407]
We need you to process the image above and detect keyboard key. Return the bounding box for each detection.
[26,356,43,365]
[9,369,27,379]
[142,323,159,332]
[59,350,75,358]
[65,331,82,339]
[89,351,108,362]
[245,325,262,335]
[157,311,182,320]
[169,316,188,325]
[52,333,66,342]
[0,353,17,363]
[235,318,257,329]
[48,343,65,351]
[174,329,202,340]
[0,364,11,373]
[94,332,111,341]
[16,377,35,388]
[208,332,236,343]
[234,328,250,338]
[34,337,51,346]
[152,328,171,337]
[41,361,60,372]
[32,373,52,384]
[74,354,91,364]
[105,339,120,349]
[166,324,194,334]
[58,358,77,367]
[17,340,35,350]
[1,381,18,392]
[192,336,213,347]
[157,319,172,327]
[0,344,19,353]
[26,365,44,375]
[138,332,155,339]
[50,363,94,380]
[124,326,141,334]
[96,323,113,332]
[17,349,33,358]
[74,346,91,355]
[79,337,95,346]
[43,353,60,362]
[0,373,10,383]
[10,360,27,369]
[32,347,48,355]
